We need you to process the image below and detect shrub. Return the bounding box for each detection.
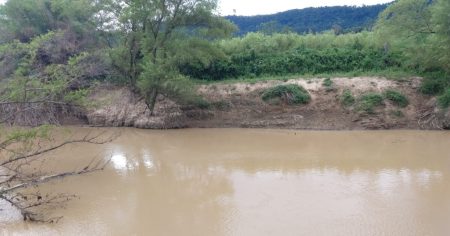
[383,90,409,107]
[322,78,333,87]
[438,88,450,108]
[420,79,446,95]
[262,84,311,105]
[341,89,355,106]
[357,92,384,113]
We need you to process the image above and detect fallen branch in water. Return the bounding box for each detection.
[0,126,118,222]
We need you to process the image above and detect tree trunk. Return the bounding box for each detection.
[146,88,159,116]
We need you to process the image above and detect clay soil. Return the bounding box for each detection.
[86,77,446,130]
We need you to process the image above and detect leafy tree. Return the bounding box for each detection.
[375,0,450,73]
[0,0,111,43]
[111,0,236,113]
[430,0,450,72]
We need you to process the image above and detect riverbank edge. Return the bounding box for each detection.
[80,77,449,130]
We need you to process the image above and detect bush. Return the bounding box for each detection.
[262,84,311,105]
[341,89,355,106]
[420,79,447,95]
[322,78,333,87]
[357,92,384,113]
[438,88,450,108]
[383,90,409,107]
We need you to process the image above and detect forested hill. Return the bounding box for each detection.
[226,4,390,35]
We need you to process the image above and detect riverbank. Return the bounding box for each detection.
[83,77,449,130]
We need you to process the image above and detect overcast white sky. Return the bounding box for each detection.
[0,0,394,16]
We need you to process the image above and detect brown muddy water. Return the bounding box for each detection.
[1,128,450,236]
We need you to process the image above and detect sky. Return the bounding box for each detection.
[218,0,394,16]
[0,0,394,16]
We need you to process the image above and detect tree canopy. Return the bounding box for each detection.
[375,0,450,73]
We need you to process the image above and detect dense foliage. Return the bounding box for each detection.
[179,32,402,80]
[226,4,389,35]
[374,0,450,106]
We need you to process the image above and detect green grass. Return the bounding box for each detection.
[262,84,311,105]
[383,90,409,108]
[340,89,355,107]
[420,79,447,95]
[322,78,333,87]
[419,71,450,95]
[357,92,384,114]
[438,88,450,108]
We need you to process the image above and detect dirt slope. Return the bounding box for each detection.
[85,77,449,130]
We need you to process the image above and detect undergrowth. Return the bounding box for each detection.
[383,90,409,107]
[357,92,384,113]
[341,89,355,106]
[262,84,311,105]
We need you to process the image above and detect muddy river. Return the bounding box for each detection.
[1,128,450,235]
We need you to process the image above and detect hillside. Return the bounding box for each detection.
[226,4,389,35]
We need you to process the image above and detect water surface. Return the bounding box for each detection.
[1,128,450,235]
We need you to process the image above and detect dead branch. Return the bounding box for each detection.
[0,127,118,222]
[0,131,117,167]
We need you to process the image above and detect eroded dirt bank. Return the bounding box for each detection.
[85,77,450,130]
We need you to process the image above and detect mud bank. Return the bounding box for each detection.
[85,77,449,130]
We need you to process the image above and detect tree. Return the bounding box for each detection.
[111,0,236,113]
[0,0,103,43]
[375,0,450,72]
[430,0,450,72]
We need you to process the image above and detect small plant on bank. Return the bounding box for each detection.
[357,92,384,114]
[322,78,333,87]
[262,84,311,105]
[420,80,446,95]
[383,89,409,108]
[438,88,450,108]
[322,78,335,92]
[340,89,355,107]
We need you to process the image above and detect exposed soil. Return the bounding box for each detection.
[84,77,449,130]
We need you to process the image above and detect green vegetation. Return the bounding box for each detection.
[375,0,450,96]
[322,78,333,87]
[341,89,356,107]
[438,89,450,108]
[383,90,409,108]
[262,84,311,105]
[357,93,384,114]
[226,4,388,35]
[0,0,449,121]
[180,31,403,81]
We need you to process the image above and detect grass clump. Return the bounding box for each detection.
[322,78,333,87]
[357,92,384,114]
[340,89,355,106]
[383,90,409,108]
[322,78,336,92]
[438,88,450,108]
[420,79,446,95]
[262,84,311,105]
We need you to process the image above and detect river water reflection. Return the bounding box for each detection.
[1,128,450,235]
